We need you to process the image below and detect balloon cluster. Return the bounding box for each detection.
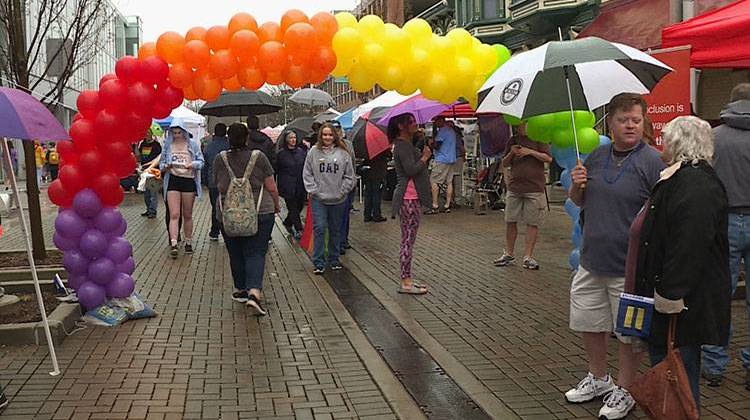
[144,10,339,100]
[54,189,135,309]
[504,110,600,154]
[331,13,510,105]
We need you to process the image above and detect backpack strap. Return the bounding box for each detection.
[220,151,238,180]
[243,150,261,179]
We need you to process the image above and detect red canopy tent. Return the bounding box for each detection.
[438,103,475,118]
[662,0,750,68]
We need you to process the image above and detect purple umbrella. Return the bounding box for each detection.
[0,87,70,141]
[377,94,460,126]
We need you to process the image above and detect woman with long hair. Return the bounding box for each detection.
[213,123,280,315]
[276,130,308,239]
[389,113,433,294]
[159,119,205,259]
[302,123,356,274]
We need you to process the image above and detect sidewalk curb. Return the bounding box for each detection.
[0,302,81,346]
[273,219,427,420]
[345,248,520,420]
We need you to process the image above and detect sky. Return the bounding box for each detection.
[115,0,359,44]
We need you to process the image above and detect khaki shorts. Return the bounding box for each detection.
[569,266,631,344]
[504,192,546,226]
[430,162,454,185]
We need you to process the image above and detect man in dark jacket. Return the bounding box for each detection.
[247,114,277,169]
[362,151,389,222]
[203,123,230,240]
[702,83,750,390]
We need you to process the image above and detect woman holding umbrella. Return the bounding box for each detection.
[566,93,665,419]
[276,131,308,239]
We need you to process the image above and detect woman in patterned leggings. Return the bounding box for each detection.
[388,113,433,294]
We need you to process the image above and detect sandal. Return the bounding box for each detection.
[444,206,451,213]
[425,207,439,215]
[398,283,428,295]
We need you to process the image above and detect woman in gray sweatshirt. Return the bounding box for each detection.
[302,123,356,274]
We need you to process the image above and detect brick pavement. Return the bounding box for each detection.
[344,190,750,420]
[0,192,397,419]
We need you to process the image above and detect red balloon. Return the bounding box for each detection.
[156,84,184,109]
[69,119,97,151]
[76,90,101,119]
[58,163,86,194]
[99,73,118,89]
[151,103,173,119]
[99,79,128,112]
[56,140,77,162]
[113,153,137,179]
[94,110,123,139]
[258,41,288,74]
[127,82,156,114]
[92,173,124,206]
[78,149,102,176]
[125,111,151,140]
[72,113,83,123]
[284,23,316,53]
[48,179,72,207]
[109,141,132,160]
[115,56,142,84]
[140,56,169,85]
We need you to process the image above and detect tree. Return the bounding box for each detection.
[0,0,108,258]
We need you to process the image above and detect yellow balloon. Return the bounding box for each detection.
[454,56,474,79]
[403,18,433,44]
[397,77,419,96]
[360,42,385,74]
[331,57,354,78]
[348,65,374,93]
[421,71,448,100]
[475,43,498,74]
[357,15,385,40]
[410,48,432,74]
[383,24,411,54]
[332,27,362,59]
[446,28,473,51]
[379,64,404,91]
[335,12,357,29]
[431,35,455,60]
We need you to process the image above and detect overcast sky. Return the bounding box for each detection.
[115,0,359,44]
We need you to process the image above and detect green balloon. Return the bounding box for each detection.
[493,44,511,67]
[528,112,556,128]
[552,128,574,149]
[577,127,600,154]
[553,111,573,129]
[573,110,596,128]
[526,120,549,143]
[503,114,523,126]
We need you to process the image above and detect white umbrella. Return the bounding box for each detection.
[353,91,419,122]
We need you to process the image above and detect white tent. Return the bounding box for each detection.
[163,106,207,141]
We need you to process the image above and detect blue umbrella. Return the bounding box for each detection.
[335,107,355,130]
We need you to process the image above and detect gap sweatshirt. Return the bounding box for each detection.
[302,145,355,205]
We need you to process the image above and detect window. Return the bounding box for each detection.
[473,0,481,20]
[483,0,505,19]
[456,0,464,24]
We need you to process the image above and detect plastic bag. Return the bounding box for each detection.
[109,293,157,320]
[83,303,128,327]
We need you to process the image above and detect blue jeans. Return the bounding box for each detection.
[222,213,274,291]
[702,213,750,374]
[311,199,346,269]
[208,187,220,237]
[144,189,158,215]
[363,178,383,220]
[340,190,355,248]
[649,343,701,409]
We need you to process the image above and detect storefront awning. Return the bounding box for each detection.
[662,0,750,68]
[578,0,669,50]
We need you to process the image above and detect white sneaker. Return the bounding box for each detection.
[564,372,615,403]
[598,386,635,420]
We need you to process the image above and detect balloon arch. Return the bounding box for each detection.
[48,10,513,309]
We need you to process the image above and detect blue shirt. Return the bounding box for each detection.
[203,136,230,188]
[434,126,457,164]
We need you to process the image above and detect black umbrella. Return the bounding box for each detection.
[199,90,282,116]
[277,116,315,148]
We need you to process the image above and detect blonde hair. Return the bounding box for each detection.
[662,116,713,165]
[316,123,348,152]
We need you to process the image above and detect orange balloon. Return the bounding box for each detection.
[210,50,238,80]
[309,69,329,85]
[237,65,265,90]
[183,85,199,101]
[185,27,207,42]
[168,62,194,88]
[266,71,285,85]
[229,12,258,35]
[310,12,338,45]
[230,30,260,61]
[312,47,337,75]
[206,26,231,51]
[281,9,309,34]
[258,22,282,43]
[193,73,221,99]
[258,41,288,74]
[183,40,210,69]
[156,32,185,64]
[284,22,316,53]
[138,42,157,60]
[204,87,222,102]
[289,52,312,67]
[285,64,307,88]
[222,75,242,92]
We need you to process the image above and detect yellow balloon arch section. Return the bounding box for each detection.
[141,10,511,106]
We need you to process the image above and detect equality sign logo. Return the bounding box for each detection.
[501,79,523,105]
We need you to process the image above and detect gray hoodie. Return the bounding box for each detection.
[303,145,355,205]
[713,100,750,210]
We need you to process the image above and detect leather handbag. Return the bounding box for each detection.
[629,316,699,420]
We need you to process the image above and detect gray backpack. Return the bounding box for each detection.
[219,150,263,237]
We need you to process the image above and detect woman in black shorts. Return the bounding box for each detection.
[160,119,205,258]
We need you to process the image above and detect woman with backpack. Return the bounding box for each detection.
[276,130,307,239]
[302,123,356,275]
[213,123,280,315]
[160,119,205,258]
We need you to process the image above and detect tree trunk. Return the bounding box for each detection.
[23,141,47,259]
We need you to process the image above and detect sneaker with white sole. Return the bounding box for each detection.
[493,253,515,267]
[522,256,540,270]
[564,373,615,403]
[246,295,267,316]
[231,290,249,303]
[598,386,635,420]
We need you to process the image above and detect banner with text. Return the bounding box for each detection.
[644,47,691,149]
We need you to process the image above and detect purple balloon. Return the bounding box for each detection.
[88,257,116,285]
[116,257,135,275]
[53,232,79,251]
[114,219,128,237]
[107,273,135,298]
[63,250,89,275]
[67,273,88,290]
[79,229,108,259]
[94,207,123,233]
[72,188,103,219]
[106,237,133,264]
[55,209,87,239]
[77,281,106,309]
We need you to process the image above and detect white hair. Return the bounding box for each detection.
[662,116,714,165]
